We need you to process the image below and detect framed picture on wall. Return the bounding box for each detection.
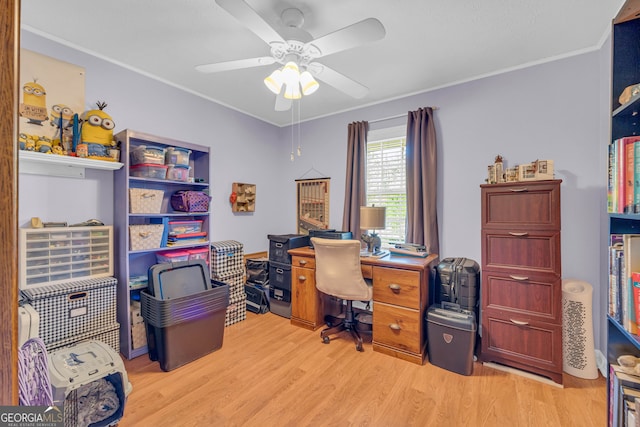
[296,178,330,234]
[18,49,85,152]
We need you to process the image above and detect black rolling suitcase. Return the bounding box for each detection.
[435,257,480,312]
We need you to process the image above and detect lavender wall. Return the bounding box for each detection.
[20,30,608,353]
[280,52,606,351]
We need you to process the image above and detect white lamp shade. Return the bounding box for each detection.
[284,82,301,100]
[300,71,319,96]
[281,61,300,86]
[264,69,283,94]
[360,206,386,230]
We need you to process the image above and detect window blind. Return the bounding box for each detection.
[366,135,407,246]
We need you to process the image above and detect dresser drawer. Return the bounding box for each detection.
[291,255,315,269]
[481,314,562,373]
[481,230,561,275]
[373,302,422,354]
[481,181,561,230]
[482,271,561,322]
[372,267,421,309]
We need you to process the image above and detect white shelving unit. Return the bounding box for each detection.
[19,150,123,178]
[113,129,211,359]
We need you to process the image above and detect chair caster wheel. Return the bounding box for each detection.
[322,336,330,344]
[356,343,363,352]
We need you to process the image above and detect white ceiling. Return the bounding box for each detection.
[21,0,624,127]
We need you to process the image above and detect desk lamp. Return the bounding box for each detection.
[360,206,386,253]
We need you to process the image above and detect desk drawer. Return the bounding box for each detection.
[373,267,420,309]
[291,256,315,269]
[373,302,421,354]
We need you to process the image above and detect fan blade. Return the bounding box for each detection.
[307,18,385,57]
[195,57,275,73]
[275,87,292,111]
[215,0,285,46]
[308,62,369,99]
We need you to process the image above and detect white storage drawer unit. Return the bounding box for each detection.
[19,226,113,290]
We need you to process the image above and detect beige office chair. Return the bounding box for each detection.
[311,237,373,352]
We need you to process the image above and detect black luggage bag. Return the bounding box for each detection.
[435,257,480,312]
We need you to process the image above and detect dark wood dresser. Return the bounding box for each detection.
[479,179,563,385]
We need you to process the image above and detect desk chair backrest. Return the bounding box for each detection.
[311,238,372,301]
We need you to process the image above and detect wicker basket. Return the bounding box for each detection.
[129,188,164,213]
[129,224,164,250]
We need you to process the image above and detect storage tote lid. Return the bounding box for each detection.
[21,276,118,301]
[267,234,307,244]
[210,240,243,252]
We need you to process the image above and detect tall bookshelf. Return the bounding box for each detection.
[608,2,640,425]
[113,129,210,359]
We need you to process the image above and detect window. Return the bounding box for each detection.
[366,126,407,247]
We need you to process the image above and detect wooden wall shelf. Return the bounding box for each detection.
[231,182,256,212]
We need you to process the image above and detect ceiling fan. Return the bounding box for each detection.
[196,0,386,111]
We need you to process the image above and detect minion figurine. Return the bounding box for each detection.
[35,136,52,153]
[18,133,27,150]
[19,80,49,125]
[80,101,115,158]
[49,104,74,144]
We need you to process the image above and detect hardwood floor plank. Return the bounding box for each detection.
[118,311,606,426]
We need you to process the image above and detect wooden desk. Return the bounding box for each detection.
[288,246,438,365]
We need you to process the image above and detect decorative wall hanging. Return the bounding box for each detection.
[296,177,330,234]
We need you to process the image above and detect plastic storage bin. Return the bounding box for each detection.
[141,281,229,371]
[165,146,192,166]
[187,247,209,264]
[130,145,166,165]
[156,250,190,263]
[268,234,310,264]
[166,164,190,182]
[426,304,477,376]
[130,163,168,180]
[168,220,203,235]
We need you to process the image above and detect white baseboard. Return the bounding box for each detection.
[595,349,607,378]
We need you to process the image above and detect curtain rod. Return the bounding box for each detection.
[368,107,439,124]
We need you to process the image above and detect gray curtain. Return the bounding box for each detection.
[342,121,368,235]
[406,107,439,255]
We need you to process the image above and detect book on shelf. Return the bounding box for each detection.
[624,235,640,335]
[608,136,640,213]
[610,243,624,322]
[610,365,640,427]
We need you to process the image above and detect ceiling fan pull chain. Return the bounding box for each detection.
[297,100,302,157]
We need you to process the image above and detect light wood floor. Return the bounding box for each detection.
[119,311,606,427]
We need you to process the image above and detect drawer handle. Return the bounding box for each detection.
[298,259,308,265]
[388,323,402,331]
[298,275,306,282]
[509,275,529,281]
[509,319,529,326]
[510,188,528,192]
[388,284,401,293]
[508,232,529,237]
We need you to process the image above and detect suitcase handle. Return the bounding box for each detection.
[509,318,529,326]
[509,275,529,281]
[441,301,461,311]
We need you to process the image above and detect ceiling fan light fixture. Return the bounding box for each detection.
[264,69,283,94]
[281,61,300,86]
[300,71,319,96]
[284,82,302,100]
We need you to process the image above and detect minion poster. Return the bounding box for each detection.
[19,49,85,154]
